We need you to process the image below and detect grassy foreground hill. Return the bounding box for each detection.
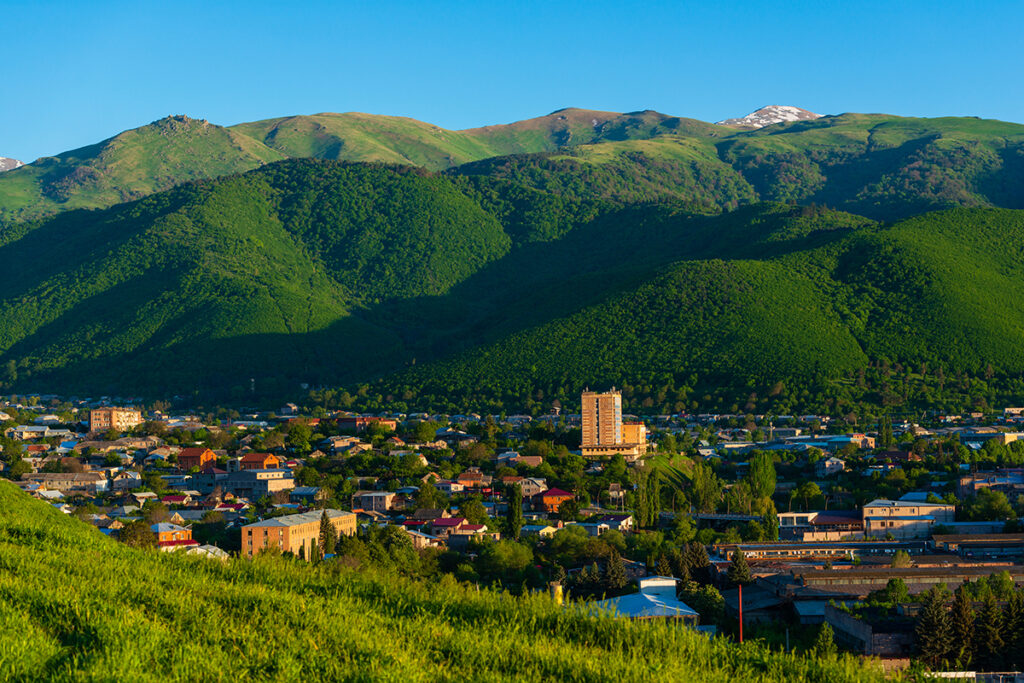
[0,482,881,681]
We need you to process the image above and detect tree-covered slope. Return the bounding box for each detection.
[0,116,286,223]
[0,483,878,682]
[0,160,514,397]
[716,114,1024,219]
[453,114,1024,219]
[367,208,1024,413]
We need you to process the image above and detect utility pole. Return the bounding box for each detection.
[738,583,744,644]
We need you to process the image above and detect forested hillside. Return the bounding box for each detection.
[0,482,882,682]
[2,107,1024,412]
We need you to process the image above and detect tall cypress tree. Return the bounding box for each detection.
[976,593,1005,671]
[646,470,662,529]
[1002,590,1024,670]
[319,510,336,558]
[950,585,975,668]
[683,542,710,583]
[507,484,524,540]
[603,550,628,594]
[999,589,1024,671]
[915,587,952,670]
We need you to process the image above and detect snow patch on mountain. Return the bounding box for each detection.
[716,105,822,129]
[0,157,24,172]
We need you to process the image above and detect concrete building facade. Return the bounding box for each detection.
[89,407,143,433]
[580,389,647,458]
[242,510,357,559]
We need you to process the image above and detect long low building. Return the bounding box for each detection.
[931,533,1024,559]
[787,565,1024,597]
[711,540,927,561]
[242,509,356,559]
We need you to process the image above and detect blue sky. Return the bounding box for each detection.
[4,0,1022,161]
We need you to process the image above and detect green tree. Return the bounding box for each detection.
[891,550,913,568]
[691,463,722,513]
[762,499,780,541]
[915,586,952,670]
[812,622,837,657]
[793,481,822,512]
[950,585,975,668]
[506,484,524,540]
[603,550,628,594]
[460,496,489,525]
[682,542,711,583]
[884,578,910,604]
[747,452,776,503]
[118,520,156,549]
[726,549,751,586]
[1003,590,1024,670]
[319,511,337,558]
[558,498,580,522]
[975,593,1005,671]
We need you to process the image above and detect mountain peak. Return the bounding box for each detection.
[0,157,24,172]
[716,105,822,129]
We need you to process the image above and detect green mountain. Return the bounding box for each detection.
[0,116,286,223]
[230,108,732,169]
[4,108,1023,228]
[0,483,876,681]
[456,114,1024,219]
[5,151,1024,416]
[371,206,1024,415]
[3,105,1024,411]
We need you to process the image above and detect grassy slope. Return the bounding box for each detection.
[0,483,881,682]
[0,117,286,223]
[5,109,1023,228]
[233,108,738,172]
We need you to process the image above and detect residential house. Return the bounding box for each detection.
[519,477,548,498]
[429,517,469,538]
[862,499,955,540]
[816,457,846,477]
[224,469,294,499]
[435,480,464,495]
[239,452,281,471]
[593,576,700,625]
[289,486,326,505]
[177,447,216,471]
[150,523,199,552]
[337,416,398,433]
[352,490,396,513]
[21,472,108,495]
[595,513,633,533]
[535,488,574,514]
[521,524,558,538]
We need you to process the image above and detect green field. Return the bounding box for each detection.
[0,482,884,681]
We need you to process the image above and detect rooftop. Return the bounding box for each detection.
[244,509,354,528]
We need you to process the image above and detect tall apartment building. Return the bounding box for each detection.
[242,509,357,559]
[581,389,647,459]
[89,407,142,433]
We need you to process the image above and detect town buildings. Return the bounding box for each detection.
[241,509,357,559]
[89,407,142,433]
[580,389,647,458]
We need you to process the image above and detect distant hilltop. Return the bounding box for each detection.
[0,156,23,172]
[716,105,822,129]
